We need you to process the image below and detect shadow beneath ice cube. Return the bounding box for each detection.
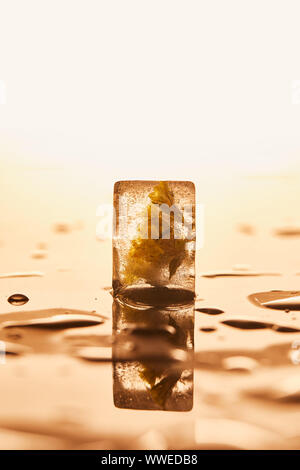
[112,298,194,411]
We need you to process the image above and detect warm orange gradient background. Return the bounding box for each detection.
[1,1,300,176]
[1,1,300,450]
[1,1,300,248]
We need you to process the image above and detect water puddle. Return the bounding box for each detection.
[75,346,112,362]
[222,318,271,330]
[63,326,113,347]
[232,263,252,271]
[273,226,300,237]
[222,317,300,333]
[2,314,104,330]
[247,375,300,403]
[31,249,47,259]
[0,271,44,279]
[201,270,280,278]
[53,223,71,233]
[222,356,258,373]
[236,224,256,235]
[249,290,300,310]
[196,308,224,315]
[123,324,177,339]
[1,341,32,356]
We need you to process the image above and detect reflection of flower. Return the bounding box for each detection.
[141,367,182,408]
[118,300,193,409]
[122,182,187,285]
[138,314,188,409]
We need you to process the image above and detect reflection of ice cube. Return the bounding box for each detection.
[112,298,194,411]
[113,361,193,411]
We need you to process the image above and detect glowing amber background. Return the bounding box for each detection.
[1,0,300,450]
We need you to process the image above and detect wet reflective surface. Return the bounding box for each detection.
[2,172,300,449]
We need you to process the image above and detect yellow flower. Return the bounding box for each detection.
[148,181,174,206]
[122,182,187,285]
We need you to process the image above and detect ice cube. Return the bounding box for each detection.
[113,181,195,307]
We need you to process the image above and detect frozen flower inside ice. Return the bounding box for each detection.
[122,182,190,286]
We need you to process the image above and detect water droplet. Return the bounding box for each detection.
[222,319,271,330]
[7,294,29,306]
[249,291,300,310]
[0,271,44,279]
[222,356,258,373]
[63,325,113,347]
[201,270,280,278]
[2,341,32,355]
[36,242,47,250]
[73,220,84,230]
[237,224,255,235]
[75,346,112,362]
[272,325,300,333]
[195,295,204,301]
[273,226,300,237]
[222,317,300,333]
[2,314,104,330]
[265,297,300,311]
[196,308,224,315]
[123,324,177,338]
[248,375,300,403]
[53,223,71,233]
[232,263,251,271]
[5,331,22,340]
[31,249,47,259]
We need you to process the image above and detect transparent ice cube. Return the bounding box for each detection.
[113,180,195,306]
